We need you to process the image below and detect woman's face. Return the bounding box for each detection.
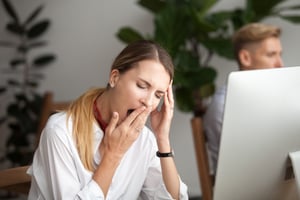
[109,59,171,123]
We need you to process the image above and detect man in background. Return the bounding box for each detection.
[203,23,284,175]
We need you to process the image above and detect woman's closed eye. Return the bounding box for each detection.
[155,92,164,99]
[137,83,147,89]
[137,82,164,99]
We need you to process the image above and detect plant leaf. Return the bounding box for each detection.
[25,4,44,25]
[32,54,56,67]
[10,59,25,68]
[138,0,166,14]
[116,27,145,44]
[1,0,19,23]
[6,22,24,36]
[26,20,50,39]
[280,15,300,23]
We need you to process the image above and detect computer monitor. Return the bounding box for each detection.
[213,66,300,200]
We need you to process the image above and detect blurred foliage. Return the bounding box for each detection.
[0,0,56,166]
[116,0,300,116]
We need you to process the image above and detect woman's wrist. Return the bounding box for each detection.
[156,138,171,153]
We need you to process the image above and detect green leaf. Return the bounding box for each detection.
[32,54,56,67]
[245,0,285,21]
[280,15,300,23]
[10,58,25,68]
[27,20,50,39]
[138,0,166,14]
[202,37,234,60]
[193,0,219,17]
[25,5,44,25]
[154,5,187,56]
[174,87,194,112]
[1,0,19,23]
[6,22,24,36]
[116,27,145,44]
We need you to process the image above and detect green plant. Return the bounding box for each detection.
[116,0,300,116]
[0,0,56,166]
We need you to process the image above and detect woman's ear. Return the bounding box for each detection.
[239,49,252,70]
[109,69,120,88]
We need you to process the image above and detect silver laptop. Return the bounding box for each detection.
[213,66,300,200]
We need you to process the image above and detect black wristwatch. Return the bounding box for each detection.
[156,149,174,158]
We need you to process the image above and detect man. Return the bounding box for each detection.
[203,23,284,174]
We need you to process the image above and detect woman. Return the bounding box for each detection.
[27,40,188,199]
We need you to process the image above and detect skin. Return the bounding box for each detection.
[239,37,284,70]
[92,59,179,199]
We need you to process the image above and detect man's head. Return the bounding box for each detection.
[232,23,283,70]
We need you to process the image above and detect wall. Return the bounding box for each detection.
[0,0,299,197]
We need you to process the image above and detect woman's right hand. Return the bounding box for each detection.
[100,106,151,160]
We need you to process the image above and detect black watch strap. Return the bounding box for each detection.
[156,150,174,158]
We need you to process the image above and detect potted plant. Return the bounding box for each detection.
[0,0,56,166]
[116,0,300,117]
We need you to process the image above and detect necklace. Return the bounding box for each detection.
[93,98,108,132]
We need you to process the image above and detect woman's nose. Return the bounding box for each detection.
[142,94,154,107]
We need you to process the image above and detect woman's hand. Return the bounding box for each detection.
[150,83,174,146]
[100,106,151,160]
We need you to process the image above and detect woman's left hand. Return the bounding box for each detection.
[150,83,174,143]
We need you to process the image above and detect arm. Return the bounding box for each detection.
[150,84,182,199]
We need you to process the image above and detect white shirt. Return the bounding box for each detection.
[27,112,188,200]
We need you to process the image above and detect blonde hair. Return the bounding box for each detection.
[67,88,105,171]
[232,23,281,66]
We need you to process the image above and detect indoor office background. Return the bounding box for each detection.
[0,0,300,198]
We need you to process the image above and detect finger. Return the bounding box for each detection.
[168,84,174,104]
[105,112,119,134]
[123,106,146,126]
[131,106,152,132]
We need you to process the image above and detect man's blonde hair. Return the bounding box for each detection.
[232,23,281,66]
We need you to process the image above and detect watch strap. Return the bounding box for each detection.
[156,150,174,157]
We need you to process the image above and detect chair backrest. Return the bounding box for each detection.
[36,91,70,146]
[0,91,71,195]
[191,117,214,200]
[0,166,31,194]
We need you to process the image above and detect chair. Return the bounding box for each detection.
[0,166,31,194]
[0,91,70,195]
[36,91,70,146]
[191,117,214,200]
